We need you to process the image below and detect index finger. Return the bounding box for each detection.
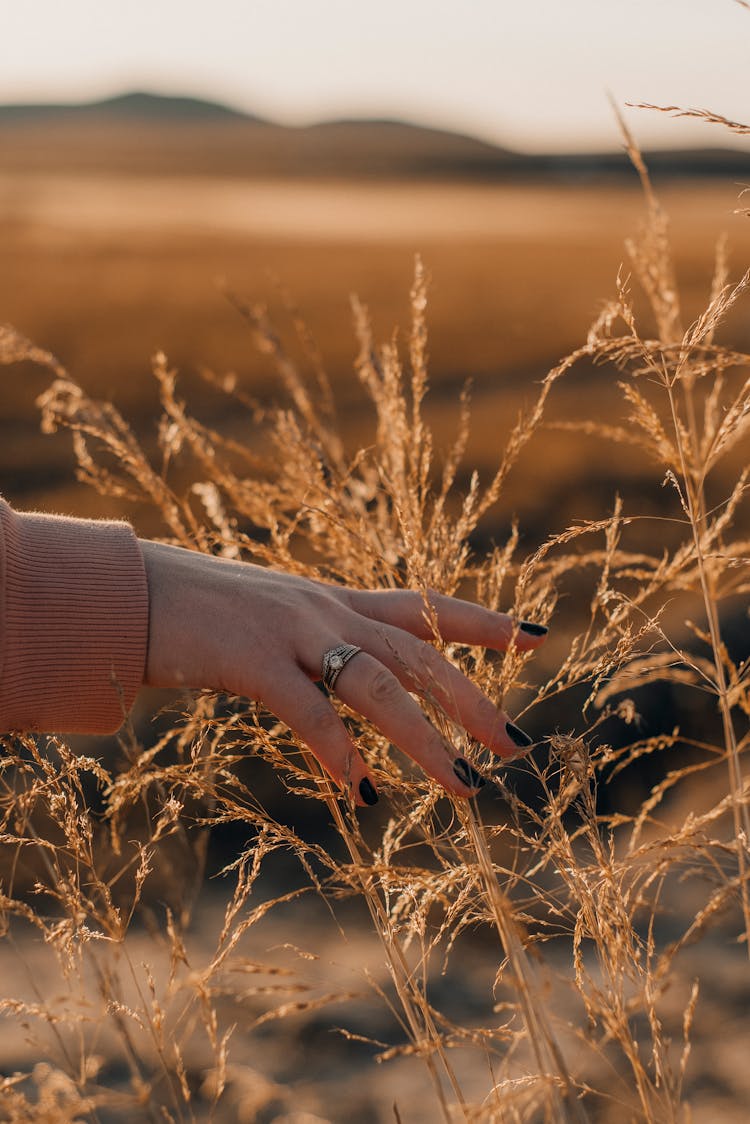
[347,588,548,652]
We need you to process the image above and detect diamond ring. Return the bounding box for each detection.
[321,643,362,692]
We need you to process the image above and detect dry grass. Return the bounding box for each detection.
[0,122,749,1122]
[3,176,750,531]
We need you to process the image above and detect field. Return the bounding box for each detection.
[3,172,749,528]
[1,157,750,1123]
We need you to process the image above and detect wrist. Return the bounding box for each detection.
[139,539,235,691]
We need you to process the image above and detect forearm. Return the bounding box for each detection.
[0,499,148,734]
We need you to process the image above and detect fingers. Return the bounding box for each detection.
[331,652,486,798]
[263,655,485,802]
[254,584,547,807]
[348,622,534,759]
[347,588,548,653]
[262,671,379,807]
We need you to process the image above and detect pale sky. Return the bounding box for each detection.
[2,0,749,153]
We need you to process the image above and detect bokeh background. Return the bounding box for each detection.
[2,0,749,534]
[1,2,749,1120]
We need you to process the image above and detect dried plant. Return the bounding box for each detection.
[0,118,749,1123]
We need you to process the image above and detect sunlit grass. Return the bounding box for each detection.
[0,123,749,1121]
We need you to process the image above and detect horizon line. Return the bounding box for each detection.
[0,86,747,159]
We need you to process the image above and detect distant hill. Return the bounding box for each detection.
[0,90,255,122]
[0,90,746,180]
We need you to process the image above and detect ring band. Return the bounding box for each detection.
[322,643,362,692]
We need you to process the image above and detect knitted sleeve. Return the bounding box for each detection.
[0,498,149,734]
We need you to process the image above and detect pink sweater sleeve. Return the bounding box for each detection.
[0,499,149,734]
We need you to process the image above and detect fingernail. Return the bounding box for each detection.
[359,777,379,806]
[506,721,534,748]
[453,756,486,790]
[519,620,548,636]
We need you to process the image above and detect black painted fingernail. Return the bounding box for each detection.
[453,756,486,790]
[506,721,534,748]
[359,778,379,806]
[519,620,548,636]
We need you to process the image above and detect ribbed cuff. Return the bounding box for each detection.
[0,499,149,734]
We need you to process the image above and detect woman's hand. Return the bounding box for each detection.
[139,540,547,807]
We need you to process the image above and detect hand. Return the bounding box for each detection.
[139,540,547,806]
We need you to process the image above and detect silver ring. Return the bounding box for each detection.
[322,643,362,692]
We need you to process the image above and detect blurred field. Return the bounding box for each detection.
[1,887,748,1123]
[2,172,749,541]
[2,161,750,1123]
